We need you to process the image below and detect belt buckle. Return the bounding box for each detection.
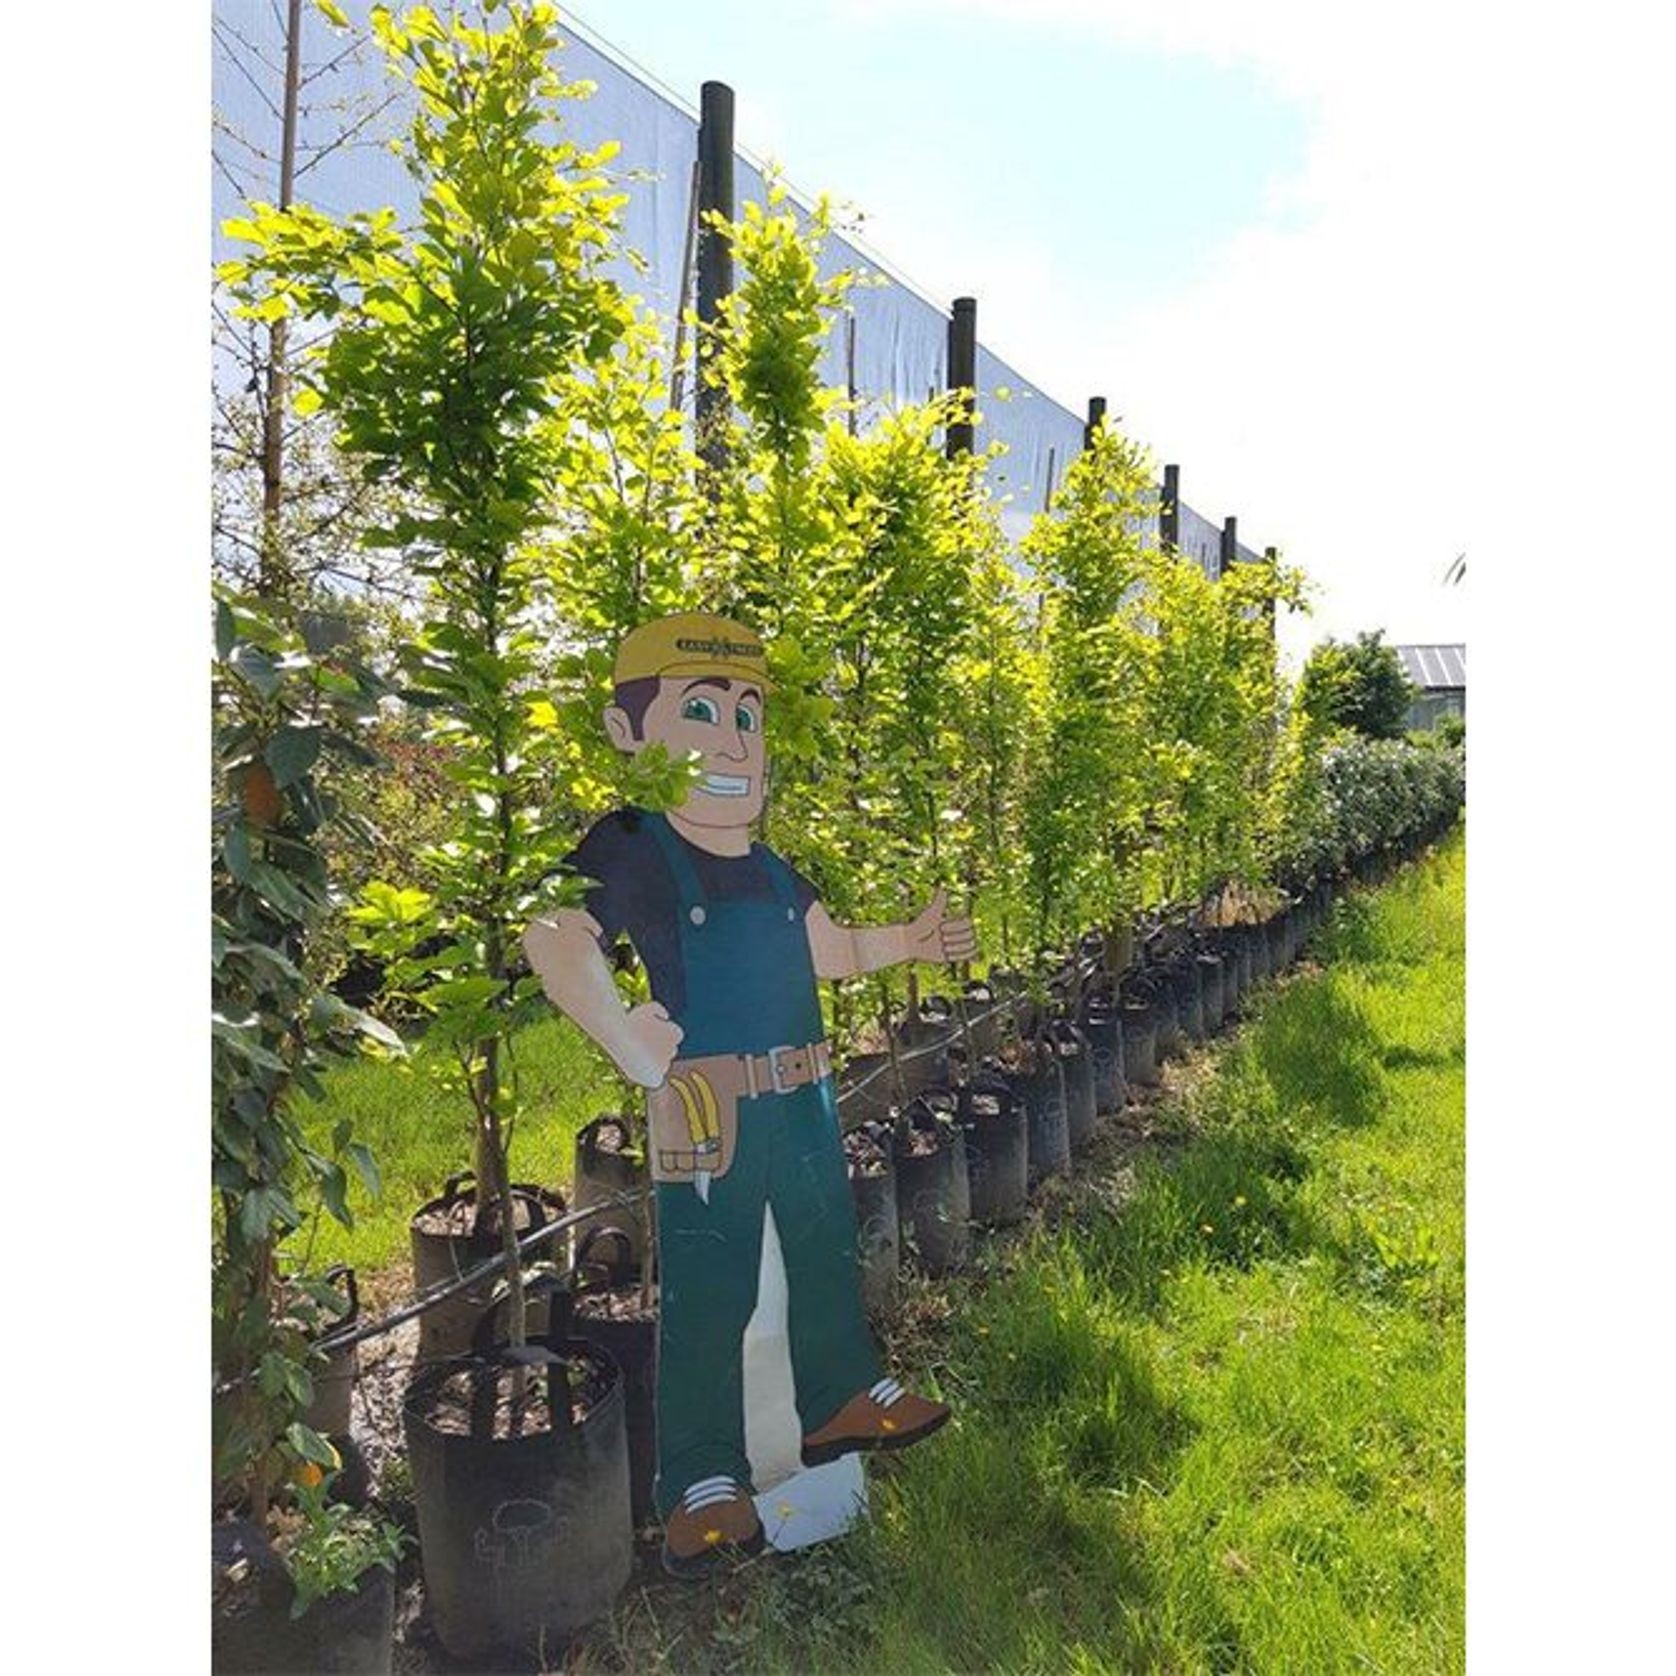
[767,1044,797,1093]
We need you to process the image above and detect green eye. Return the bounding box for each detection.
[736,705,757,734]
[681,695,720,724]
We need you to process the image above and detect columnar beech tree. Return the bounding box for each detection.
[225,0,636,1343]
[951,529,1039,968]
[1019,418,1155,958]
[1123,543,1303,907]
[541,313,707,820]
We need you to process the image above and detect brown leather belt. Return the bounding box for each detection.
[673,1039,833,1102]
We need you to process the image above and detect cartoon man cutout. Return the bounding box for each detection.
[525,611,974,1576]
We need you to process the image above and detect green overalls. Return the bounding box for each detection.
[646,813,882,1516]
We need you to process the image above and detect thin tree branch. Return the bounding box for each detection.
[212,21,285,123]
[296,90,402,179]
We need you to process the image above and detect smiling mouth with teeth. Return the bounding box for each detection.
[700,772,752,797]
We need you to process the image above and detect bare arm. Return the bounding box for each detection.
[806,887,979,982]
[522,908,684,1088]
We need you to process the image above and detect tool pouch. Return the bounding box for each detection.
[646,1054,748,1184]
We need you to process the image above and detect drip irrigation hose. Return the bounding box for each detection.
[213,1184,648,1392]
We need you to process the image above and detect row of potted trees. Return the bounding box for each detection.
[211,4,1466,1666]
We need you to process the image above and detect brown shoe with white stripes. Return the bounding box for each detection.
[800,1378,951,1467]
[661,1477,765,1578]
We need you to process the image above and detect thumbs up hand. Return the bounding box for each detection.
[902,886,980,967]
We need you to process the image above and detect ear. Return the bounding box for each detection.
[602,705,637,755]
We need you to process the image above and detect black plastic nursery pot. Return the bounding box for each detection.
[844,1119,901,1317]
[1274,902,1296,968]
[1196,952,1226,1034]
[1119,998,1159,1087]
[213,1523,396,1676]
[999,1036,1071,1186]
[1313,880,1333,927]
[404,1303,632,1662]
[892,1093,972,1274]
[1216,934,1244,1014]
[895,1010,954,1098]
[1077,990,1127,1116]
[1134,974,1180,1061]
[1168,958,1206,1044]
[1266,912,1289,977]
[570,1269,658,1533]
[1050,1019,1099,1147]
[1232,931,1255,1007]
[304,1263,359,1444]
[410,1174,568,1363]
[836,1051,898,1125]
[957,1069,1029,1226]
[571,1116,649,1277]
[961,977,1005,1060]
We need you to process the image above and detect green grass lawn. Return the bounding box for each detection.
[293,1012,623,1274]
[579,833,1465,1674]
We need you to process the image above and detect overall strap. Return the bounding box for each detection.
[646,812,707,917]
[751,842,804,920]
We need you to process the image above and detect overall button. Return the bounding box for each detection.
[690,905,706,926]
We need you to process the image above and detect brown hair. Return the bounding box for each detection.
[612,675,739,739]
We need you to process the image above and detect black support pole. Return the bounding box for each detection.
[1161,463,1180,551]
[1220,515,1238,580]
[946,296,977,457]
[695,80,735,486]
[1084,395,1106,450]
[1264,545,1279,640]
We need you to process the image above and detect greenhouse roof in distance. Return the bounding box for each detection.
[1394,644,1466,691]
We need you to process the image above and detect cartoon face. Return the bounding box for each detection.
[607,675,767,830]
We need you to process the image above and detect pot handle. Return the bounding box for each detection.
[574,1225,636,1289]
[902,1095,947,1143]
[520,1187,551,1235]
[441,1171,475,1203]
[479,1182,555,1239]
[469,1271,573,1361]
[581,1113,632,1159]
[320,1263,359,1327]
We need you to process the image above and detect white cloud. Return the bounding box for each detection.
[826,0,1671,665]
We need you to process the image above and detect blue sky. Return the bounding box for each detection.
[560,0,1311,326]
[213,0,1487,663]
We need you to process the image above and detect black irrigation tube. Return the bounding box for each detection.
[217,1185,652,1387]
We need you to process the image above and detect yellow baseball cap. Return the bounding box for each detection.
[612,611,774,691]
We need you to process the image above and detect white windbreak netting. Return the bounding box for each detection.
[213,1,1254,563]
